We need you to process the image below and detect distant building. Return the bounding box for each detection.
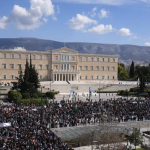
[0,46,118,82]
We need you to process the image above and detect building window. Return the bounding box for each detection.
[102,76,105,79]
[3,54,6,58]
[91,57,94,61]
[26,54,28,59]
[85,76,88,79]
[55,65,58,70]
[3,75,6,79]
[47,55,49,60]
[11,54,14,58]
[18,75,21,79]
[80,76,82,80]
[40,75,42,79]
[33,65,35,69]
[86,57,88,61]
[46,75,49,79]
[113,67,115,71]
[18,64,22,69]
[19,54,21,59]
[72,56,75,61]
[91,76,93,80]
[67,64,69,70]
[80,66,82,70]
[113,58,115,62]
[107,76,109,79]
[55,56,58,60]
[97,58,99,61]
[46,65,49,70]
[108,58,110,62]
[102,66,104,71]
[72,66,75,70]
[10,64,14,69]
[33,55,35,59]
[97,76,99,79]
[91,66,93,70]
[113,76,115,79]
[107,67,110,71]
[64,64,66,70]
[67,55,69,61]
[102,58,104,62]
[40,55,42,60]
[85,66,88,70]
[80,57,82,61]
[3,64,6,69]
[39,65,42,70]
[11,75,14,79]
[96,66,99,71]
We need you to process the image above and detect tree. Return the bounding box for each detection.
[135,65,150,92]
[12,55,40,96]
[130,61,135,78]
[129,128,143,150]
[28,54,40,93]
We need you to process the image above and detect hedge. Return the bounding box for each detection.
[22,93,30,99]
[97,91,118,93]
[45,91,55,99]
[8,91,22,100]
[32,93,38,98]
[18,98,48,104]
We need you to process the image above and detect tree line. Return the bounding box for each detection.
[118,61,150,92]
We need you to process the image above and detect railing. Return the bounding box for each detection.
[53,70,79,72]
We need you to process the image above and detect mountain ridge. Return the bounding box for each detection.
[0,38,149,62]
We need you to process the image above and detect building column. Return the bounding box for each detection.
[63,64,64,70]
[77,74,78,81]
[59,74,60,81]
[65,74,66,81]
[56,74,57,81]
[67,74,69,81]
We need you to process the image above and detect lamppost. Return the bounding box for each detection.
[74,93,77,126]
[16,83,18,109]
[41,86,45,124]
[137,78,140,121]
[98,81,100,101]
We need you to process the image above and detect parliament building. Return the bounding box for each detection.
[0,47,118,83]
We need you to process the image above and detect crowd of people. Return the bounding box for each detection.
[0,96,150,149]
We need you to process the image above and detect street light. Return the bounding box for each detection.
[137,78,140,121]
[41,86,45,124]
[16,83,18,109]
[98,81,100,101]
[74,93,77,126]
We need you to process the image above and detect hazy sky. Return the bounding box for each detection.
[0,0,150,46]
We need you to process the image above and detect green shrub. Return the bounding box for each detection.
[32,93,38,98]
[118,90,125,95]
[8,91,22,100]
[124,90,129,96]
[46,91,55,99]
[54,91,59,94]
[130,87,138,92]
[36,91,41,97]
[18,98,48,104]
[22,93,30,99]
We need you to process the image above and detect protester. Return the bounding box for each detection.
[0,96,149,149]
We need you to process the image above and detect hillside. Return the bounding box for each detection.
[0,38,150,62]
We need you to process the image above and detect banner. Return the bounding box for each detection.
[0,122,11,128]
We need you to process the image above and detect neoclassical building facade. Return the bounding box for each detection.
[0,47,118,83]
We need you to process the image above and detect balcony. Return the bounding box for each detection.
[53,69,80,73]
